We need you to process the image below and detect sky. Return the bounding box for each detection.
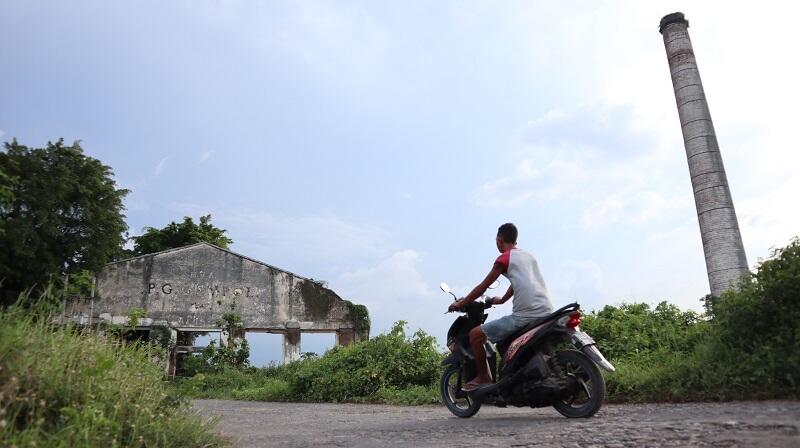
[2,1,798,365]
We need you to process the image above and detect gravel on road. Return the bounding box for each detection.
[193,399,800,447]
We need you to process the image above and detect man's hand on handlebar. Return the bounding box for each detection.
[447,299,464,312]
[485,296,502,307]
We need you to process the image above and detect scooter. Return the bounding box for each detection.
[439,282,614,418]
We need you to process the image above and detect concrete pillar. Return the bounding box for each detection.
[283,329,301,363]
[335,328,356,347]
[659,12,749,297]
[166,328,178,378]
[221,328,245,348]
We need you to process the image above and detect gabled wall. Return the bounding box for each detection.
[84,243,364,334]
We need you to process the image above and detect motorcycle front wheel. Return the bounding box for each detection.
[440,365,481,418]
[552,349,606,418]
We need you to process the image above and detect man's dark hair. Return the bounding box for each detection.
[497,223,518,244]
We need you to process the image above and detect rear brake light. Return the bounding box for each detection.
[567,311,582,329]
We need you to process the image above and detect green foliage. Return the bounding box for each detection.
[126,307,146,328]
[581,301,707,361]
[287,321,441,402]
[0,301,221,447]
[131,214,233,256]
[176,321,444,405]
[700,237,800,394]
[597,237,800,402]
[0,139,128,301]
[0,164,15,237]
[0,164,14,206]
[63,269,96,298]
[230,379,291,402]
[181,304,250,375]
[345,300,371,340]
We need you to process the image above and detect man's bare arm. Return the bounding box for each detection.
[457,263,505,307]
[497,286,513,304]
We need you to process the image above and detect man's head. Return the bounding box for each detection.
[496,223,518,252]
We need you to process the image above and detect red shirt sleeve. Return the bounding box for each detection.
[494,251,510,273]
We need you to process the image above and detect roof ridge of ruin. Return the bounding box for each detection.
[105,242,317,283]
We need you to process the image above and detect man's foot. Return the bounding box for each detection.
[461,380,492,392]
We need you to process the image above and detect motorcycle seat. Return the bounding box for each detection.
[496,303,579,355]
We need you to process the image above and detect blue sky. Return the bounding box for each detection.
[2,1,798,365]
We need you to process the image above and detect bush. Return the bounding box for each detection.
[230,379,291,402]
[371,385,439,405]
[700,237,800,395]
[287,321,442,401]
[176,321,445,404]
[593,237,800,402]
[0,305,222,447]
[581,301,707,361]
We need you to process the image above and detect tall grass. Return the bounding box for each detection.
[0,305,222,447]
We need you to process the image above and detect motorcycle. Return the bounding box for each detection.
[439,282,614,418]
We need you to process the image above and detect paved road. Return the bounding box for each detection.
[194,400,800,447]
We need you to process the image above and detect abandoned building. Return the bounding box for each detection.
[63,242,370,376]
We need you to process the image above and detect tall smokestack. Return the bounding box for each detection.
[659,12,749,297]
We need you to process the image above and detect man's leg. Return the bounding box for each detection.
[467,326,492,386]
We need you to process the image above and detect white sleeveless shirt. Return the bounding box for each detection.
[495,248,554,322]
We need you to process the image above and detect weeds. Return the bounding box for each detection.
[0,304,222,447]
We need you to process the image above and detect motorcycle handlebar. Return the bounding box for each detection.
[448,298,493,313]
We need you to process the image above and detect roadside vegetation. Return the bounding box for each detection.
[0,299,223,448]
[176,237,800,405]
[594,237,800,402]
[175,321,442,405]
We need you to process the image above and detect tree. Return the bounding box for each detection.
[130,214,233,256]
[0,139,129,300]
[0,165,15,238]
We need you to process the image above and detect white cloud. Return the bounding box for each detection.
[334,249,445,340]
[548,259,608,311]
[199,150,214,162]
[581,191,692,229]
[474,160,541,207]
[164,203,394,276]
[738,174,800,265]
[477,103,690,229]
[153,156,169,177]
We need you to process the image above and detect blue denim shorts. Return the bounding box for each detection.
[481,314,528,343]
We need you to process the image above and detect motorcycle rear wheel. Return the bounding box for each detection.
[440,366,481,418]
[552,349,605,418]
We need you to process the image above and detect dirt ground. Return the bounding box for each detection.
[194,399,800,447]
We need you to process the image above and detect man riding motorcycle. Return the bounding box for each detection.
[448,222,554,391]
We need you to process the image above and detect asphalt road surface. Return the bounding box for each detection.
[194,399,800,447]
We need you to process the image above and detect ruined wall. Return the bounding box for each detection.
[85,243,362,333]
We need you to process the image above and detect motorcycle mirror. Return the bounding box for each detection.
[488,281,500,289]
[439,282,451,294]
